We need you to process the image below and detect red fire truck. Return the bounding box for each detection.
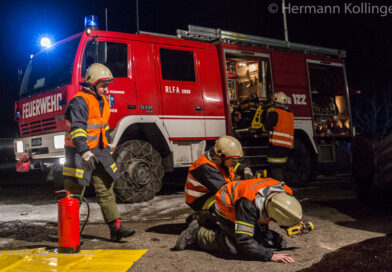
[14,24,353,202]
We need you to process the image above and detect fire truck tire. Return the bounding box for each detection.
[113,140,165,203]
[284,137,315,186]
[351,132,377,200]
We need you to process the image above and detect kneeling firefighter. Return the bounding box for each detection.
[175,178,302,264]
[184,136,252,226]
[63,63,135,242]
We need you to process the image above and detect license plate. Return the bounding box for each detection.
[31,137,42,147]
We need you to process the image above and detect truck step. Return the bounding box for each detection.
[242,146,268,149]
[244,155,267,158]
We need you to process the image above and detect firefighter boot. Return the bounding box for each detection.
[108,219,135,242]
[185,213,196,226]
[174,220,201,251]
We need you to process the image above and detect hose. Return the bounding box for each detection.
[70,194,90,236]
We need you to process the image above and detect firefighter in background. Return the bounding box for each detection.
[184,136,252,226]
[175,177,302,264]
[63,63,135,242]
[264,92,294,182]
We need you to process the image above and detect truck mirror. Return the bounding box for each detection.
[17,67,24,83]
[17,64,26,88]
[98,42,108,64]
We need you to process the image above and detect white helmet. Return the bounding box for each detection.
[266,192,302,226]
[85,63,114,86]
[272,92,289,105]
[214,136,243,160]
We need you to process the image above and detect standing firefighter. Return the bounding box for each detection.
[265,92,294,182]
[175,178,302,263]
[63,63,135,242]
[185,136,251,225]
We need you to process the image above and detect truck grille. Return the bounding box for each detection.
[20,118,57,136]
[31,147,49,155]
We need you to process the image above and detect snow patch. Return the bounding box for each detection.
[0,238,13,247]
[0,193,189,223]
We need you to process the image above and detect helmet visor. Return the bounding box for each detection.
[224,156,243,161]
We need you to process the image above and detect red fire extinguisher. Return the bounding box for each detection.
[55,190,81,253]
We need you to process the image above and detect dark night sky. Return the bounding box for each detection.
[1,0,391,136]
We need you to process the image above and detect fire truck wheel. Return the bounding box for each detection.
[284,138,315,186]
[113,140,165,203]
[351,132,377,200]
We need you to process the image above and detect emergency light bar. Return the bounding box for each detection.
[85,15,99,30]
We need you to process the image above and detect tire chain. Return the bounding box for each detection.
[114,140,164,203]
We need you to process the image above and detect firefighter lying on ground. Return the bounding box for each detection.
[175,178,302,264]
[184,136,253,226]
[265,92,294,182]
[63,63,135,242]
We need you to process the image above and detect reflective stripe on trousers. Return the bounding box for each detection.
[63,167,84,179]
[267,157,288,163]
[185,188,207,198]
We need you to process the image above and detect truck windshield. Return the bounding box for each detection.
[19,37,81,97]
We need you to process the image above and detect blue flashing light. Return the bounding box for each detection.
[40,37,52,48]
[84,15,99,29]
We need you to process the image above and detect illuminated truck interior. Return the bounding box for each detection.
[226,53,274,132]
[308,63,351,137]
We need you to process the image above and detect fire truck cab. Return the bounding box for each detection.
[14,24,352,203]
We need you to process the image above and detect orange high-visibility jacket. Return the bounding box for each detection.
[269,108,294,149]
[65,91,110,149]
[215,178,293,223]
[185,154,235,206]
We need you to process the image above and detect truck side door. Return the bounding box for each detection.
[132,41,160,116]
[156,45,205,139]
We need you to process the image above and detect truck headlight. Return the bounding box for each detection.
[15,140,23,153]
[54,135,65,149]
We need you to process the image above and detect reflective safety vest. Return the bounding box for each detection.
[65,91,111,150]
[269,108,294,149]
[215,178,293,223]
[185,154,235,206]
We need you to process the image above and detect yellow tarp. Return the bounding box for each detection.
[0,248,147,272]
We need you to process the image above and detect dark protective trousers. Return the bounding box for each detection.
[269,164,285,182]
[196,226,238,254]
[64,162,120,223]
[196,220,286,258]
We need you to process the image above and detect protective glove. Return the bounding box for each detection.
[259,225,287,250]
[234,163,254,180]
[243,167,253,179]
[271,230,287,250]
[81,150,99,171]
[108,144,115,153]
